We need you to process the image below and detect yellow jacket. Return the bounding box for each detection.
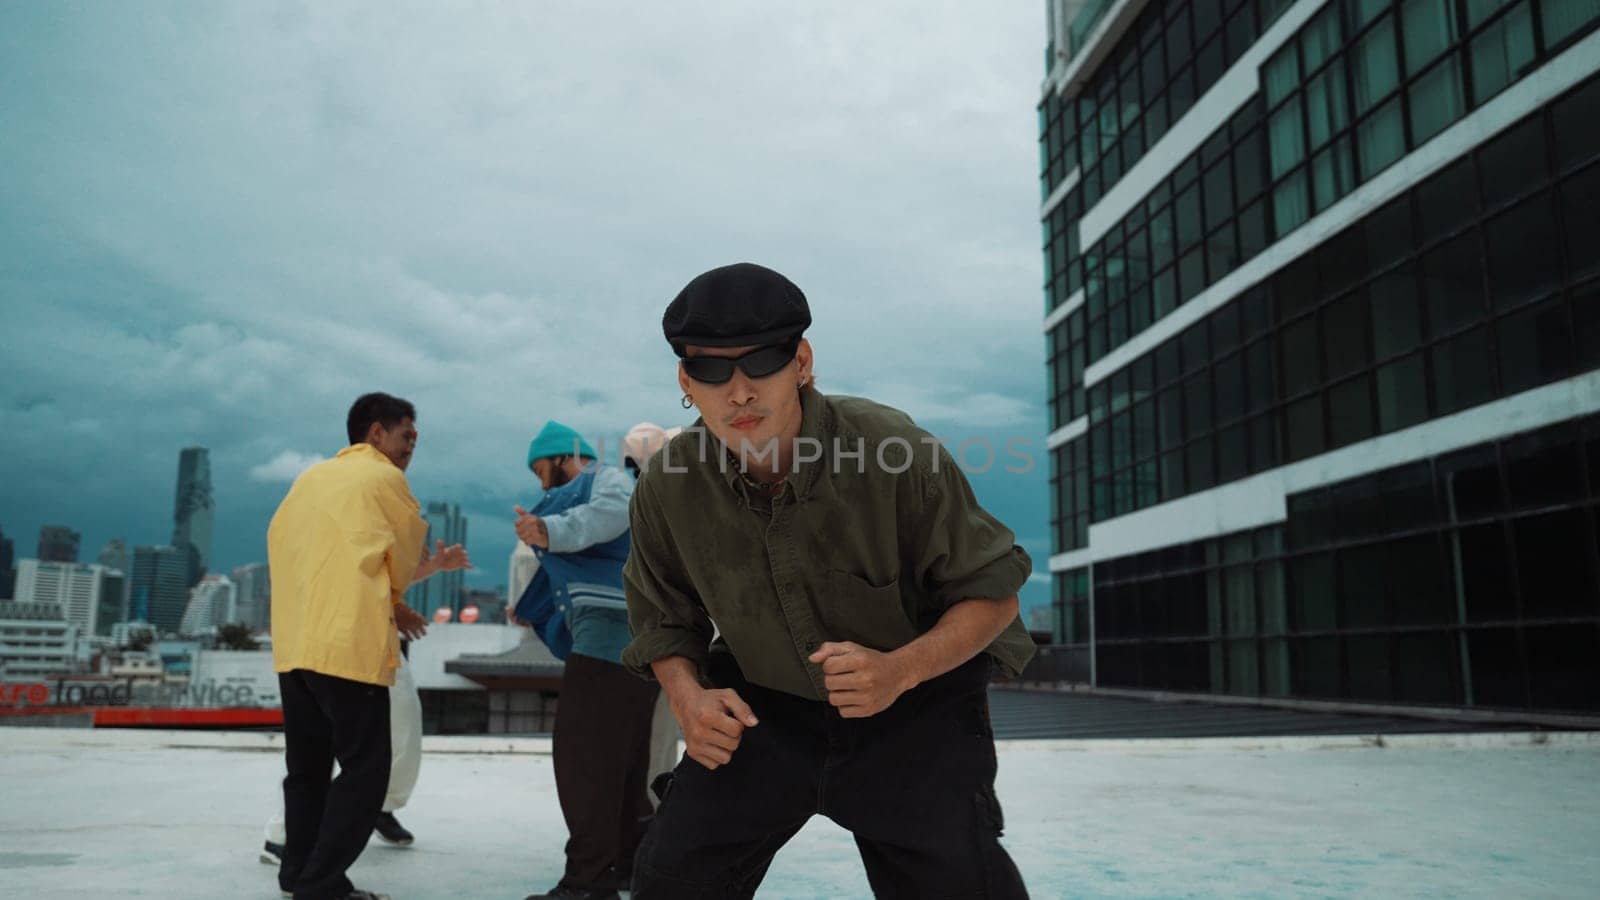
[268,443,427,686]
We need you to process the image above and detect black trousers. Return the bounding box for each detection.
[553,652,661,891]
[279,668,392,900]
[632,653,1028,899]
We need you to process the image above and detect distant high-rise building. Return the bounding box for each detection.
[14,559,108,636]
[36,525,80,563]
[406,502,467,620]
[179,574,235,635]
[231,563,271,631]
[131,545,190,633]
[97,538,132,620]
[172,447,214,587]
[0,525,13,600]
[98,569,126,637]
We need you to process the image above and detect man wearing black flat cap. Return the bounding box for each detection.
[622,262,1033,898]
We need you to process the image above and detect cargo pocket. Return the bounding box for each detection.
[818,569,919,651]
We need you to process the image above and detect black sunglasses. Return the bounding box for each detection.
[681,342,798,385]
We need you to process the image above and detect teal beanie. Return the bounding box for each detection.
[526,420,598,469]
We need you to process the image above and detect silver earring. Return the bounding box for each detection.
[681,394,694,409]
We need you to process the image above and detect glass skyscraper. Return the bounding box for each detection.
[407,501,467,619]
[1040,0,1600,714]
[172,446,214,587]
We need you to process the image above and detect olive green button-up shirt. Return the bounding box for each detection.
[622,389,1036,701]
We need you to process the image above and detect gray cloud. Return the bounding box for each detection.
[0,1,1051,612]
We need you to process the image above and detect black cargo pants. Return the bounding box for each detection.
[632,652,1028,899]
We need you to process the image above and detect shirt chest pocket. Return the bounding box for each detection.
[816,569,919,652]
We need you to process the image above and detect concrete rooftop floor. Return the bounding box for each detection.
[1,728,1598,899]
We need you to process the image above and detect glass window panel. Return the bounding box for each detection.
[1457,523,1516,621]
[1171,64,1198,120]
[1235,127,1266,202]
[1394,631,1461,703]
[1176,183,1204,250]
[1553,77,1600,175]
[1204,159,1234,232]
[1281,315,1321,397]
[1300,6,1342,71]
[1401,0,1458,76]
[1526,623,1600,712]
[1225,565,1257,635]
[1311,137,1357,212]
[1351,0,1390,29]
[1376,353,1429,432]
[1417,158,1480,244]
[1371,267,1424,358]
[1269,102,1307,178]
[1467,627,1525,707]
[1470,2,1536,106]
[1276,256,1320,321]
[1542,0,1600,47]
[1246,339,1277,413]
[1327,375,1377,446]
[1179,247,1207,301]
[1188,436,1216,491]
[1323,292,1372,379]
[1305,60,1349,150]
[1290,553,1337,630]
[1215,352,1246,423]
[1504,423,1584,510]
[1466,0,1514,28]
[1265,43,1300,107]
[1227,639,1260,695]
[1480,116,1550,213]
[1409,54,1465,145]
[1238,198,1269,260]
[1286,394,1326,461]
[1151,205,1176,270]
[1573,280,1600,369]
[1273,168,1310,236]
[1339,543,1388,629]
[1185,370,1214,435]
[1498,295,1577,395]
[1438,444,1504,519]
[1422,232,1487,336]
[1159,387,1185,450]
[1196,34,1226,88]
[1353,17,1400,114]
[1431,326,1496,414]
[1486,191,1563,309]
[1213,302,1242,355]
[1345,634,1394,701]
[1365,195,1414,272]
[1133,398,1159,461]
[1250,411,1281,471]
[1218,422,1249,482]
[1561,164,1600,282]
[1357,98,1406,180]
[1184,321,1203,371]
[1226,4,1258,66]
[1161,448,1186,497]
[1516,509,1599,617]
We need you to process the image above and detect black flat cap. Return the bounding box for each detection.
[662,263,811,356]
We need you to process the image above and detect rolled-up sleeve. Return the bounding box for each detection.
[621,478,714,680]
[912,447,1033,607]
[544,466,633,553]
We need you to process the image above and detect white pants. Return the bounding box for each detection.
[266,660,423,843]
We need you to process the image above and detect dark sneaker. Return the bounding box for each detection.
[342,891,392,900]
[523,885,621,900]
[261,840,284,866]
[373,811,414,846]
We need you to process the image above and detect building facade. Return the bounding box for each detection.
[131,545,192,634]
[406,502,468,620]
[178,574,236,635]
[172,446,214,587]
[13,559,110,637]
[1040,0,1600,715]
[0,525,13,600]
[0,601,83,681]
[36,525,80,564]
[230,563,271,632]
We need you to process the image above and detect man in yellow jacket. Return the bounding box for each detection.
[268,392,467,900]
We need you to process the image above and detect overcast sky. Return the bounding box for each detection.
[0,2,1054,615]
